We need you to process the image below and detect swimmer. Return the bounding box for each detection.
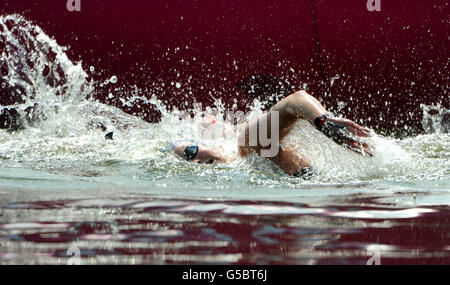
[172,90,373,176]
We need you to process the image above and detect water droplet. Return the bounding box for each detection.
[89,66,95,72]
[175,82,181,89]
[110,76,118,84]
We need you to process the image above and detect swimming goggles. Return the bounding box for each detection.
[184,145,199,160]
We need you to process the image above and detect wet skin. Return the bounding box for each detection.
[173,90,373,175]
[173,142,228,165]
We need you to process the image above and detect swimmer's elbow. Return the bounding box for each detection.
[269,148,311,176]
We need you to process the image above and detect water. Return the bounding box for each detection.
[0,15,449,265]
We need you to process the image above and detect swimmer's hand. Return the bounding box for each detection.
[315,115,373,156]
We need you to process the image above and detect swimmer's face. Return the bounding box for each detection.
[173,142,227,164]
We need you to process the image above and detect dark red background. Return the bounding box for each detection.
[1,0,448,134]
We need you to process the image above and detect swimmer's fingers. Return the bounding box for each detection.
[343,139,373,157]
[360,142,373,157]
[343,121,371,138]
[320,118,372,157]
[350,123,371,138]
[328,117,371,137]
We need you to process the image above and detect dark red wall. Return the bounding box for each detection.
[1,0,448,133]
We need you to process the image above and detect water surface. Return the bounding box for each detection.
[0,14,448,265]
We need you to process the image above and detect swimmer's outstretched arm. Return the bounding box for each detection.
[238,90,372,175]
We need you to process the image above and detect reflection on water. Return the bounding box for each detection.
[0,14,449,265]
[1,197,449,265]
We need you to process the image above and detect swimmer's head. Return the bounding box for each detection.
[173,142,227,164]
